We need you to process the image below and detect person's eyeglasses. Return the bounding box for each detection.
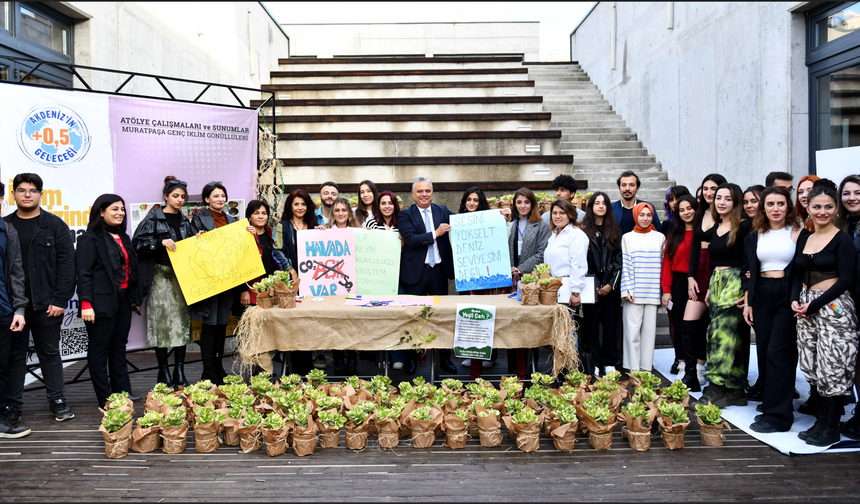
[15,188,40,196]
[205,181,223,187]
[167,179,188,187]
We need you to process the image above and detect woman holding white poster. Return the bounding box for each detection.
[132,176,195,388]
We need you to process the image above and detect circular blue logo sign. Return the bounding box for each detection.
[17,104,91,167]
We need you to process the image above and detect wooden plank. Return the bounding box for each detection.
[249,96,543,107]
[260,80,535,91]
[285,180,589,193]
[260,112,551,123]
[270,68,529,77]
[276,131,562,141]
[275,155,573,166]
[278,56,525,65]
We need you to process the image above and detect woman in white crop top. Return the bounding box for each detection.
[741,186,802,434]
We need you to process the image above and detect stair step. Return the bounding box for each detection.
[273,119,552,133]
[561,133,637,142]
[271,102,545,115]
[277,136,561,157]
[280,56,526,65]
[274,87,538,99]
[568,155,656,164]
[271,68,529,78]
[587,180,674,190]
[573,163,663,170]
[269,73,530,85]
[565,149,650,158]
[558,127,632,134]
[560,141,644,149]
[573,170,669,181]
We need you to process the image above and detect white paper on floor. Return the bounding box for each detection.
[651,347,860,455]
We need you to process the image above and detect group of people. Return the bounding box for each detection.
[2,169,860,449]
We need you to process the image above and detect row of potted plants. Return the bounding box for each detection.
[520,263,563,306]
[98,367,729,458]
[252,270,300,309]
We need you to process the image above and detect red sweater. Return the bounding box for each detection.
[661,230,692,293]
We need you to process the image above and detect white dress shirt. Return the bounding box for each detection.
[420,207,442,265]
[544,223,589,293]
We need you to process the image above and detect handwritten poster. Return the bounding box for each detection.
[354,228,401,295]
[449,210,513,291]
[169,218,265,305]
[453,303,496,360]
[296,228,357,296]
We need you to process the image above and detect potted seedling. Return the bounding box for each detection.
[146,383,172,411]
[315,395,343,417]
[474,403,503,447]
[549,402,578,451]
[272,269,300,308]
[620,401,656,451]
[657,401,690,450]
[193,406,225,453]
[441,378,464,395]
[279,373,304,392]
[486,196,500,209]
[503,406,543,453]
[99,408,132,459]
[104,391,133,415]
[130,410,163,453]
[520,273,541,305]
[660,379,691,408]
[499,193,514,209]
[629,370,663,392]
[289,403,318,456]
[500,376,524,400]
[223,375,245,386]
[161,410,189,454]
[222,407,245,446]
[577,401,617,450]
[159,393,184,416]
[261,411,289,456]
[565,370,590,390]
[375,406,403,449]
[695,403,730,446]
[316,409,346,448]
[306,369,328,388]
[344,407,372,450]
[409,405,443,448]
[253,278,276,308]
[442,410,470,450]
[236,411,264,453]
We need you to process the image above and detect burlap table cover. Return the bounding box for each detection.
[236,295,577,375]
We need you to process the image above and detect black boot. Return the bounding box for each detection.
[213,324,229,381]
[154,348,175,389]
[806,396,843,446]
[798,387,822,441]
[798,384,817,415]
[172,346,189,388]
[198,325,220,384]
[840,408,860,440]
[346,351,358,375]
[681,320,701,392]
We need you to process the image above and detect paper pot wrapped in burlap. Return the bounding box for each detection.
[550,421,578,451]
[697,415,731,447]
[130,424,161,453]
[99,420,132,459]
[619,408,657,452]
[657,416,690,450]
[502,411,544,453]
[274,270,300,309]
[575,403,618,450]
[539,275,563,305]
[222,416,243,446]
[468,414,479,438]
[474,405,503,447]
[192,421,222,453]
[521,281,540,306]
[161,420,188,454]
[442,414,468,450]
[376,417,401,449]
[262,425,290,456]
[236,423,263,453]
[144,392,164,413]
[345,415,373,451]
[409,407,443,449]
[292,421,318,457]
[316,418,342,448]
[397,399,417,438]
[256,289,276,309]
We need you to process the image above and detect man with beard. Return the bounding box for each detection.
[314,181,339,226]
[612,170,662,235]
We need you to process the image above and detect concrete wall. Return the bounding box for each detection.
[571,2,808,190]
[284,22,540,60]
[68,2,288,103]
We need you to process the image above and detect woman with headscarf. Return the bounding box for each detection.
[78,194,143,407]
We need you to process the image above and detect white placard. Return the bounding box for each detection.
[558,275,597,304]
[815,146,860,184]
[453,303,496,360]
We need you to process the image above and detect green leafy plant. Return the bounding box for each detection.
[194,379,213,390]
[279,373,303,390]
[195,406,225,425]
[108,391,129,403]
[555,403,578,425]
[288,406,310,428]
[229,394,256,410]
[478,409,500,418]
[137,411,163,429]
[220,384,249,398]
[344,375,362,390]
[500,194,514,202]
[244,411,263,426]
[223,375,244,386]
[161,394,182,409]
[472,397,494,411]
[486,196,498,204]
[531,372,554,388]
[388,306,437,357]
[662,379,691,402]
[316,396,343,411]
[505,399,525,415]
[593,380,620,392]
[367,375,392,396]
[355,401,378,416]
[345,408,368,425]
[602,370,621,383]
[632,387,657,404]
[658,401,689,424]
[521,273,539,285]
[630,370,662,390]
[303,388,326,402]
[532,263,552,277]
[318,410,347,428]
[695,403,724,426]
[102,409,131,433]
[441,378,463,391]
[191,390,218,407]
[250,374,275,396]
[465,383,484,397]
[305,369,328,388]
[162,410,186,427]
[591,390,612,404]
[474,377,492,388]
[622,402,649,423]
[512,407,538,424]
[227,407,244,420]
[329,385,342,395]
[107,398,127,411]
[152,383,172,394]
[586,404,613,425]
[375,406,400,421]
[348,195,359,206]
[410,405,433,421]
[262,411,285,430]
[524,385,549,405]
[547,394,567,411]
[453,410,469,423]
[565,371,588,387]
[502,381,524,396]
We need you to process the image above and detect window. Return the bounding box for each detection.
[19,5,67,55]
[0,2,73,87]
[815,2,860,47]
[816,65,860,151]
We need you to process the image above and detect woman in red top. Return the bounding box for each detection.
[661,195,698,376]
[77,194,143,408]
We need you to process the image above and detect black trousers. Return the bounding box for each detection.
[669,272,689,362]
[0,314,16,412]
[753,277,798,431]
[6,306,66,407]
[582,292,621,369]
[401,264,449,364]
[85,291,133,407]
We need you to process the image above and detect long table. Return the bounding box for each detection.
[234,295,578,380]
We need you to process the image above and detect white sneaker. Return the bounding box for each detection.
[676,361,686,377]
[461,359,472,367]
[594,367,601,377]
[604,365,616,375]
[696,363,707,386]
[392,361,404,370]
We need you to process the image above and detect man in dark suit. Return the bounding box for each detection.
[398,176,458,376]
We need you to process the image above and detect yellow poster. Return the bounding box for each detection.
[169,218,265,305]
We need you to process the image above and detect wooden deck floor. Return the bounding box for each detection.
[3,350,859,502]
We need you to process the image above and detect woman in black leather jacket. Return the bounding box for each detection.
[132,176,195,388]
[581,192,623,376]
[188,182,240,385]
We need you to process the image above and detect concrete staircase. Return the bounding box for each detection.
[525,63,675,219]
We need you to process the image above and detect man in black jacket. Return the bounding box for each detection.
[3,173,76,422]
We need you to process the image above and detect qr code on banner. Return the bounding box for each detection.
[60,326,89,357]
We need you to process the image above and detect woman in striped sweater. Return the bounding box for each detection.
[620,202,665,372]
